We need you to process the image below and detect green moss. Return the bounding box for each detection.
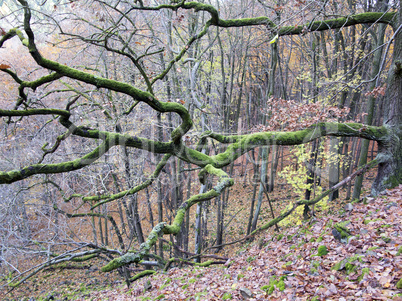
[237,274,245,280]
[246,256,256,263]
[345,262,357,273]
[380,234,391,243]
[130,270,156,282]
[332,255,362,273]
[188,278,196,284]
[182,284,189,289]
[313,245,328,257]
[155,294,165,300]
[164,278,172,284]
[222,292,232,300]
[334,221,352,239]
[357,268,370,282]
[260,276,287,295]
[396,278,402,289]
[312,261,320,268]
[277,280,285,291]
[363,218,383,224]
[396,246,402,256]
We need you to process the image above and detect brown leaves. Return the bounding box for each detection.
[103,184,402,300]
[254,97,350,133]
[0,63,11,70]
[365,85,387,98]
[0,27,6,36]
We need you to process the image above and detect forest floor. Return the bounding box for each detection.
[2,182,402,300]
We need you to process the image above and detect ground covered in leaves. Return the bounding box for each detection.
[2,185,402,300]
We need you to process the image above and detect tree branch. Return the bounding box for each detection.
[101,165,234,272]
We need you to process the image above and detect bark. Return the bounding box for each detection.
[372,10,402,194]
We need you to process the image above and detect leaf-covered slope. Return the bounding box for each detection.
[89,185,402,300]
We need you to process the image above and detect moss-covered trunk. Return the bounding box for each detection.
[372,10,402,194]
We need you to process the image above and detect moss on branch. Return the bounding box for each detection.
[0,140,112,184]
[203,123,387,169]
[0,108,70,118]
[89,154,172,209]
[101,166,233,273]
[130,270,156,282]
[0,28,29,47]
[278,12,396,36]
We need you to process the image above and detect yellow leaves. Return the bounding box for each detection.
[269,34,278,44]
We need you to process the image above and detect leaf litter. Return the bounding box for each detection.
[88,185,402,300]
[2,185,402,300]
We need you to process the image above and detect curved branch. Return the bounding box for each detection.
[88,154,172,209]
[0,28,29,47]
[17,0,192,144]
[101,165,234,272]
[0,139,112,184]
[176,122,388,169]
[251,159,380,236]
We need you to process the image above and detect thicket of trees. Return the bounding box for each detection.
[0,0,400,287]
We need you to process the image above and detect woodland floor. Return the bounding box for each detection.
[1,176,402,300]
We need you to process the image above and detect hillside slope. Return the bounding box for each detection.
[89,185,402,300]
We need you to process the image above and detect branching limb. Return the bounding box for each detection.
[101,165,233,272]
[177,123,388,169]
[0,139,112,184]
[6,248,107,289]
[89,154,172,209]
[17,0,192,144]
[0,28,29,47]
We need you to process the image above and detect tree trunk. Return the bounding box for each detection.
[372,10,402,194]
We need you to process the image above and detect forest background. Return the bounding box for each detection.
[0,0,401,299]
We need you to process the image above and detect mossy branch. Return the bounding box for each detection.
[278,12,396,36]
[0,28,29,47]
[0,140,112,184]
[101,166,233,272]
[181,123,387,169]
[6,249,105,289]
[89,154,172,209]
[130,270,156,282]
[163,258,225,272]
[17,0,192,145]
[0,108,70,118]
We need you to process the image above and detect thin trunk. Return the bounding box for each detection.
[251,146,269,232]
